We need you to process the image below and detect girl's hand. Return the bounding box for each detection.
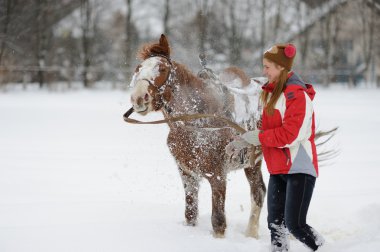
[241,130,261,146]
[225,136,250,157]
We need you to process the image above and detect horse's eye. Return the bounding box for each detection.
[159,66,166,72]
[135,65,142,73]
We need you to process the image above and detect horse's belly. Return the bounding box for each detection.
[167,127,249,175]
[167,128,231,172]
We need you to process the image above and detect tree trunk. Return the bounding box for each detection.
[198,0,208,55]
[125,0,134,86]
[36,0,49,89]
[81,0,91,88]
[360,1,375,86]
[163,0,170,36]
[0,0,12,66]
[272,0,281,42]
[260,0,266,57]
[228,2,241,65]
[322,14,333,87]
[296,0,309,66]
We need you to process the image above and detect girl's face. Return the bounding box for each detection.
[262,58,284,83]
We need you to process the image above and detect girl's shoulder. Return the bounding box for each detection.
[284,81,316,101]
[285,72,306,89]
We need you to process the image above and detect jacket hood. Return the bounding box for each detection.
[286,72,316,100]
[262,72,316,100]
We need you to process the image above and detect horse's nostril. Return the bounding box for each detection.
[144,93,149,101]
[137,97,143,106]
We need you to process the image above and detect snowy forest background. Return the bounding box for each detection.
[1,1,380,251]
[1,0,380,89]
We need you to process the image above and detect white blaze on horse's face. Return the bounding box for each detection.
[130,57,162,115]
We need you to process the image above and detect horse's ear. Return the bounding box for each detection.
[159,34,168,47]
[159,34,170,57]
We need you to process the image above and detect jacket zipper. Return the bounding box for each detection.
[282,149,290,166]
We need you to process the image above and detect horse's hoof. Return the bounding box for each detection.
[184,220,197,226]
[245,231,259,239]
[213,231,225,238]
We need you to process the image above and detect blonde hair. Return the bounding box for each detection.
[260,63,289,116]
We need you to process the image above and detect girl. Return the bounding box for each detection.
[228,44,324,251]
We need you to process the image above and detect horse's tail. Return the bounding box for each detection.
[315,127,339,166]
[196,55,262,131]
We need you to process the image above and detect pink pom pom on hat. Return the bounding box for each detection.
[284,44,296,58]
[264,43,297,70]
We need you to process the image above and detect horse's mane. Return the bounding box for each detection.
[172,62,203,89]
[173,62,230,116]
[137,38,171,60]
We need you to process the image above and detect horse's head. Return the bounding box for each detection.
[130,34,173,115]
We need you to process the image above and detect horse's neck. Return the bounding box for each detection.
[168,63,212,115]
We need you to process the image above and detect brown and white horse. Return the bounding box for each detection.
[128,34,266,238]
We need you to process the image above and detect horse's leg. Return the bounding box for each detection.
[208,175,227,238]
[179,167,200,226]
[244,159,266,238]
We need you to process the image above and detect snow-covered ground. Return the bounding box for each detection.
[0,87,379,252]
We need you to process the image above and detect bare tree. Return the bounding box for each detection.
[272,0,282,42]
[0,0,13,66]
[321,14,332,87]
[81,0,92,88]
[35,0,50,88]
[296,0,310,65]
[260,0,266,56]
[358,0,375,85]
[197,0,208,55]
[163,0,170,36]
[125,0,139,84]
[227,1,240,65]
[318,5,341,87]
[224,0,249,66]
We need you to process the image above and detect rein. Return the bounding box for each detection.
[123,108,260,166]
[123,107,247,134]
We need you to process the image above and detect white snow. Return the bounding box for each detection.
[228,78,263,124]
[131,57,162,87]
[0,87,380,252]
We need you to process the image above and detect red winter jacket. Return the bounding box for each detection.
[258,72,318,177]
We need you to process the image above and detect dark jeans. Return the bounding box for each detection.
[267,173,321,251]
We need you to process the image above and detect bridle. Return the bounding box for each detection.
[142,54,174,111]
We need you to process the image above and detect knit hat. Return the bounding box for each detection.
[263,44,296,70]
